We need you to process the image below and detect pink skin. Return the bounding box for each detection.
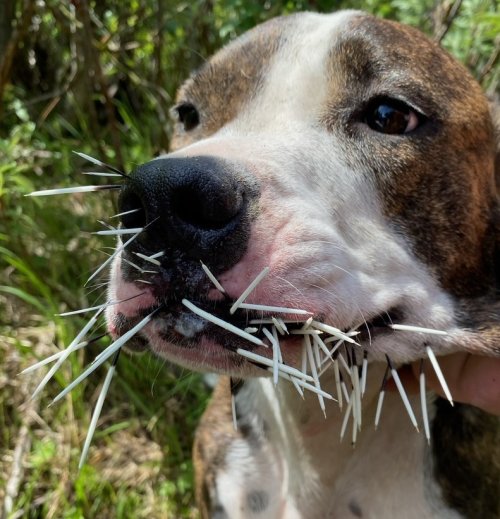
[393,354,500,416]
[106,260,156,335]
[106,238,315,374]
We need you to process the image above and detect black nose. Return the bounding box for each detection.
[118,156,259,267]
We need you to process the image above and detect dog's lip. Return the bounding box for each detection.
[109,298,311,345]
[355,307,406,341]
[109,307,305,374]
[109,299,403,346]
[108,292,405,374]
[107,297,312,370]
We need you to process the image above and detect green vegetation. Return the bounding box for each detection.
[0,1,498,517]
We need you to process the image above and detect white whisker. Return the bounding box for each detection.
[122,258,157,275]
[97,220,115,231]
[78,351,119,469]
[425,346,453,406]
[149,251,165,260]
[58,303,109,316]
[182,299,265,346]
[229,267,270,314]
[58,294,147,317]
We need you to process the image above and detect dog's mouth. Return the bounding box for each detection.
[108,278,405,376]
[108,294,309,372]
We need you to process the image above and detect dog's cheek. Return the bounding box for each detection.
[107,258,157,320]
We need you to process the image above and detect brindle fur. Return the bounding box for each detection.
[175,14,500,518]
[107,10,500,518]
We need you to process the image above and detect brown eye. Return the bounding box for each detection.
[364,98,422,134]
[176,103,200,131]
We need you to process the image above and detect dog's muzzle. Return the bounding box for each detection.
[118,155,260,274]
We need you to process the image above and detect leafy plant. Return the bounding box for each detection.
[0,1,497,517]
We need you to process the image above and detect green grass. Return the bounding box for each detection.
[0,96,209,519]
[0,1,498,517]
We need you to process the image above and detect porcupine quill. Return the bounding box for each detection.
[24,152,454,468]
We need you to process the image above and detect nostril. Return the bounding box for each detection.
[171,185,243,230]
[120,191,147,229]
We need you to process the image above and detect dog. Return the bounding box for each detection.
[105,10,500,518]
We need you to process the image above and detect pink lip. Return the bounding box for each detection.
[145,330,304,375]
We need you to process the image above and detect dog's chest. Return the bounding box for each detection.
[210,378,462,519]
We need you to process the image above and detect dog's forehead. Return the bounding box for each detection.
[174,12,361,137]
[171,11,489,151]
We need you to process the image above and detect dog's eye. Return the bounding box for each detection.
[176,103,200,131]
[364,98,422,134]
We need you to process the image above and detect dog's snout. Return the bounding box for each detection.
[170,174,243,231]
[119,156,259,267]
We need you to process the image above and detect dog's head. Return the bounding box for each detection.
[106,11,500,375]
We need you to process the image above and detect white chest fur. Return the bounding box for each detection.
[217,373,461,519]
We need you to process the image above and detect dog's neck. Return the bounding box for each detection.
[235,365,459,518]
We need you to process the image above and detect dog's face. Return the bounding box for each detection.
[106,11,499,375]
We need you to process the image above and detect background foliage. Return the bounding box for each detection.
[0,0,498,517]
